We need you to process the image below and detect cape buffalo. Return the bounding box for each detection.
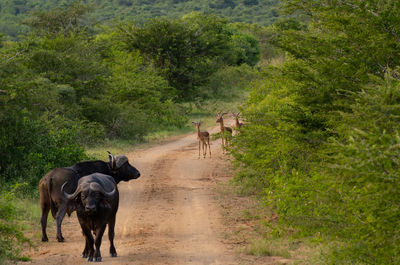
[63,173,119,262]
[39,151,140,242]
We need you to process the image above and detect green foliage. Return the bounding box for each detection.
[0,184,33,262]
[0,114,88,190]
[322,73,400,263]
[21,2,94,36]
[0,0,280,38]
[119,12,260,99]
[0,8,178,197]
[230,0,400,263]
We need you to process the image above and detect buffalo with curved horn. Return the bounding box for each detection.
[63,173,119,262]
[39,151,140,242]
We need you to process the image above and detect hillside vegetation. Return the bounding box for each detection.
[0,0,279,37]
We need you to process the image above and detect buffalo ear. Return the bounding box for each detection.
[73,194,83,209]
[74,194,82,204]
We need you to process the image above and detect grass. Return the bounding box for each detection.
[244,238,291,258]
[0,190,42,263]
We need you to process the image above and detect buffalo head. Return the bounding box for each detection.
[107,151,140,182]
[63,179,116,214]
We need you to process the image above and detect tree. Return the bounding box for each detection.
[119,12,260,99]
[21,2,94,36]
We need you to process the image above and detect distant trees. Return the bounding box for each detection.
[21,2,94,36]
[0,0,280,38]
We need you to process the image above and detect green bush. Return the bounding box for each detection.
[230,1,400,263]
[0,184,33,262]
[0,114,88,192]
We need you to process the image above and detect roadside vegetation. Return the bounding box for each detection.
[229,0,400,264]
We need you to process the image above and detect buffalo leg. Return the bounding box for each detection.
[40,202,50,242]
[94,225,107,262]
[55,205,67,242]
[108,216,117,257]
[81,227,94,261]
[82,235,89,258]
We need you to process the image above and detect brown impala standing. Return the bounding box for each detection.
[216,112,232,153]
[232,112,244,129]
[192,121,211,159]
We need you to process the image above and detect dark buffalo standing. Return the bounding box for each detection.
[63,173,119,262]
[39,152,140,242]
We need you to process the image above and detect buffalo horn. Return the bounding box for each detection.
[107,151,116,169]
[62,182,81,200]
[90,182,116,198]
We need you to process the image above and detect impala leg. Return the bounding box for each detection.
[198,140,201,159]
[208,138,211,158]
[221,134,225,154]
[203,141,206,158]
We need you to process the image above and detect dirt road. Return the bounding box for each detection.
[24,126,239,265]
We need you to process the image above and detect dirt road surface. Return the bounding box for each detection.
[22,126,244,265]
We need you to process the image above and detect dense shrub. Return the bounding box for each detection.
[0,184,34,263]
[0,114,88,191]
[230,1,400,263]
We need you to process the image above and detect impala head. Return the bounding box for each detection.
[192,121,202,129]
[232,112,240,120]
[216,112,228,123]
[232,112,240,117]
